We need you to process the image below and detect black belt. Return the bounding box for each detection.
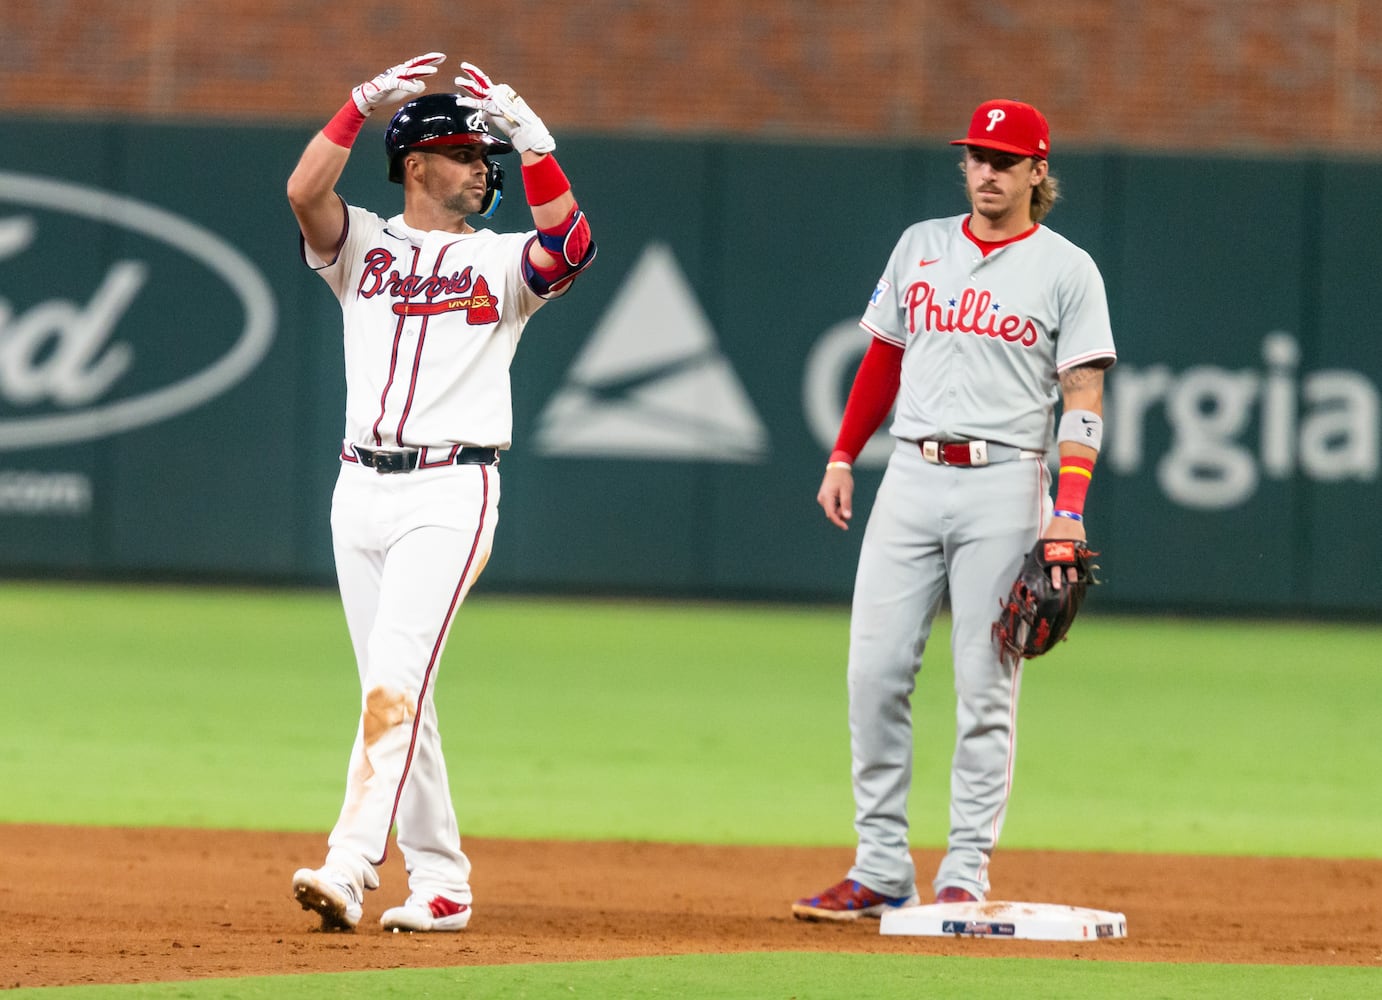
[351,445,498,474]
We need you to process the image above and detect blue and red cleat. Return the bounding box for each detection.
[792,878,921,921]
[935,885,980,903]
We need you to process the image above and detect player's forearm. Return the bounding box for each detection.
[829,338,903,464]
[1050,439,1097,537]
[1054,365,1106,522]
[521,152,594,282]
[521,152,577,229]
[287,133,351,236]
[289,131,351,195]
[1057,439,1098,465]
[1057,363,1104,418]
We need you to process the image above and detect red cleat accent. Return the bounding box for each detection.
[936,886,980,903]
[792,878,920,921]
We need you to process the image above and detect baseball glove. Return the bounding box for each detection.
[992,539,1099,663]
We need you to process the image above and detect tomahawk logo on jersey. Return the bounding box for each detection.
[356,249,503,325]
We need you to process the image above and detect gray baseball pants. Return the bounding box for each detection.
[846,438,1049,900]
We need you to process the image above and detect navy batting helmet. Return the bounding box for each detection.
[384,93,513,215]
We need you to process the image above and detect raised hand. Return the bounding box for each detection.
[351,52,447,116]
[453,61,556,154]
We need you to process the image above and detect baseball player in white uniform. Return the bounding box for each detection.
[794,100,1115,920]
[285,53,595,933]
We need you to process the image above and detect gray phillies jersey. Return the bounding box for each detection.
[860,214,1116,452]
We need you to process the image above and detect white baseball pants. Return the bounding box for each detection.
[321,459,499,903]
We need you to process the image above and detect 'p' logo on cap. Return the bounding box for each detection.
[952,100,1050,159]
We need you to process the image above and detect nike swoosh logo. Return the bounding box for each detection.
[918,257,941,267]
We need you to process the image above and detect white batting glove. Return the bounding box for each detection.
[351,52,446,116]
[454,62,556,154]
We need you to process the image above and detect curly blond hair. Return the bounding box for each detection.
[1030,172,1060,223]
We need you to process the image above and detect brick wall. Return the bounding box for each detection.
[4,0,1381,155]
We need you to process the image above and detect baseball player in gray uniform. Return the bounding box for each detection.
[285,52,595,932]
[794,99,1115,920]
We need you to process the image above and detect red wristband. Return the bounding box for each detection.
[522,154,571,205]
[322,99,367,149]
[1054,455,1095,516]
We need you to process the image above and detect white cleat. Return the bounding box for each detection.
[292,866,363,931]
[380,893,472,932]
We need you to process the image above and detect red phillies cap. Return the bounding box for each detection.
[950,99,1050,159]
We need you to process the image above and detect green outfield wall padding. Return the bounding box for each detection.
[1,122,1378,613]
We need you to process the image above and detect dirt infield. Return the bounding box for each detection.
[2,825,1379,988]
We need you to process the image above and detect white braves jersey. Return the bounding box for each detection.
[306,205,554,451]
[861,214,1116,452]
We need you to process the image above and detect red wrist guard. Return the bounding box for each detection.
[522,154,571,205]
[1054,455,1095,516]
[322,99,367,149]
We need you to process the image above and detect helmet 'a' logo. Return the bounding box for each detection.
[464,111,488,134]
[986,109,1006,131]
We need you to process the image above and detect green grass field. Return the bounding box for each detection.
[13,954,1380,1000]
[2,581,1379,997]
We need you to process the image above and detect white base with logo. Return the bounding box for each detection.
[879,900,1128,941]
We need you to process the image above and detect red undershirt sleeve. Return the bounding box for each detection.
[829,337,904,464]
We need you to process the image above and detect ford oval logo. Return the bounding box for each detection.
[0,171,275,450]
